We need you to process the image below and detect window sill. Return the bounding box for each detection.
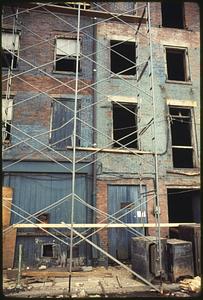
[165,80,192,85]
[52,70,83,76]
[111,75,136,80]
[159,25,187,30]
[166,168,200,175]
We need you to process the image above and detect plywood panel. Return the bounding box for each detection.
[2,187,13,226]
[3,228,17,269]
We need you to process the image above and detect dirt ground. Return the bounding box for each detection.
[2,266,199,298]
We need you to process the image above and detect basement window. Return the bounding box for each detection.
[169,107,194,168]
[113,103,137,148]
[2,32,19,69]
[166,48,189,82]
[110,40,136,75]
[2,99,13,145]
[161,2,185,29]
[54,38,80,72]
[50,99,80,149]
[42,244,54,257]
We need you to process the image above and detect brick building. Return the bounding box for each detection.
[2,2,200,270]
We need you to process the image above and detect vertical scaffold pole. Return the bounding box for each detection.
[147,2,163,287]
[68,3,81,294]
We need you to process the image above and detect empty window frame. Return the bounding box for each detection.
[110,40,136,75]
[161,2,185,29]
[2,31,19,68]
[113,103,137,148]
[169,107,195,168]
[166,48,190,82]
[54,38,80,72]
[50,99,80,149]
[2,98,13,144]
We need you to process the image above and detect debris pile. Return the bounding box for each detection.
[179,276,201,293]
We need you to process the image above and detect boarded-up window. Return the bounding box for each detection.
[2,32,19,68]
[54,38,80,72]
[50,99,80,149]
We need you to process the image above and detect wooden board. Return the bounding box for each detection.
[3,228,17,269]
[21,271,113,278]
[13,222,197,228]
[2,186,13,226]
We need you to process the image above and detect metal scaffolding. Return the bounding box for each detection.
[2,1,178,294]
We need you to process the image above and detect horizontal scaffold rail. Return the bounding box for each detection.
[13,223,197,228]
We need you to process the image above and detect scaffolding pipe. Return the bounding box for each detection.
[69,3,81,293]
[147,2,163,284]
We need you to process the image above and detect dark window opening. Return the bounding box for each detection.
[169,107,193,168]
[170,108,191,146]
[55,55,80,72]
[166,48,187,81]
[2,51,18,68]
[42,244,53,257]
[50,99,80,149]
[113,103,137,148]
[111,40,136,75]
[161,2,184,29]
[172,148,193,168]
[167,189,200,238]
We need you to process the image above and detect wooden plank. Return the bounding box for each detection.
[3,228,17,269]
[2,186,13,226]
[67,146,152,154]
[13,222,197,229]
[21,271,112,278]
[29,3,147,24]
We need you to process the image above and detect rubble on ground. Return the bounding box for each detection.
[3,267,201,298]
[179,276,201,293]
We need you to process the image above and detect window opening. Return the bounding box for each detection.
[50,99,80,149]
[110,40,136,75]
[169,107,194,168]
[2,99,13,144]
[167,189,200,238]
[161,2,184,29]
[55,38,80,72]
[42,244,54,257]
[113,103,137,148]
[166,48,188,81]
[2,32,19,69]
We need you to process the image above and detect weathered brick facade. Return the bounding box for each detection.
[2,2,200,266]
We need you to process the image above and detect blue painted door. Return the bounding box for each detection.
[108,185,147,260]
